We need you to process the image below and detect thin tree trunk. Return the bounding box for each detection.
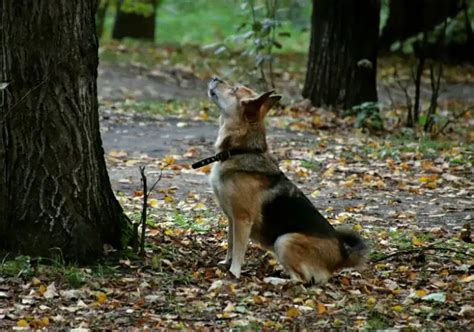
[0,0,127,261]
[112,0,157,41]
[96,0,109,38]
[303,0,380,109]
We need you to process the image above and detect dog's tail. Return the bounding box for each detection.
[335,228,370,268]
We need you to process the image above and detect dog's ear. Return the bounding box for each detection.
[241,91,281,122]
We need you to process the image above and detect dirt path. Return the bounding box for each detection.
[98,63,472,233]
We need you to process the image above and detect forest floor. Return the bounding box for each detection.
[1,45,473,330]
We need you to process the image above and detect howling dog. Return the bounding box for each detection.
[192,77,369,283]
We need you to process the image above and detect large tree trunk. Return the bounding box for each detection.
[0,0,127,261]
[112,0,156,41]
[302,0,380,109]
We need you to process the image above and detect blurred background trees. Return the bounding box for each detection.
[95,0,473,134]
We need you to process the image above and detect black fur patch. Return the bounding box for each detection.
[260,174,336,246]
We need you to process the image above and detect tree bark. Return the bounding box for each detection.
[0,0,127,261]
[303,0,380,109]
[112,0,156,41]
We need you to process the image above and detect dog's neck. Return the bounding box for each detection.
[215,122,268,153]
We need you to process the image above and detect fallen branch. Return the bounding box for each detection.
[138,166,163,256]
[372,243,474,263]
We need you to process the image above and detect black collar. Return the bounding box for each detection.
[192,149,264,169]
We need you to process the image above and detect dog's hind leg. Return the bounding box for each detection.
[229,218,252,278]
[274,233,333,284]
[218,217,233,265]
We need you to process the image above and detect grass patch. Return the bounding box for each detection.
[365,311,390,330]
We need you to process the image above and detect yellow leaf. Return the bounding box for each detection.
[363,174,373,182]
[412,236,424,247]
[162,155,175,165]
[398,266,409,272]
[400,162,411,171]
[32,277,41,286]
[38,284,46,295]
[323,167,334,178]
[96,291,107,305]
[353,224,363,231]
[416,289,427,297]
[367,297,376,305]
[42,317,50,326]
[193,202,206,210]
[424,181,438,189]
[317,303,327,315]
[148,198,158,208]
[460,275,474,283]
[391,305,403,312]
[252,295,265,304]
[374,179,386,189]
[164,195,174,203]
[199,165,211,174]
[286,307,300,318]
[310,190,320,198]
[199,111,209,121]
[386,158,395,169]
[268,258,278,266]
[419,175,438,183]
[17,320,28,327]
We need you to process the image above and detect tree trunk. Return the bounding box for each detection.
[302,0,379,109]
[0,0,127,261]
[112,0,156,41]
[380,0,461,50]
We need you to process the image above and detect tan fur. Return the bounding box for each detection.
[274,233,342,283]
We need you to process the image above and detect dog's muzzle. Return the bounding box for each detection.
[208,76,222,99]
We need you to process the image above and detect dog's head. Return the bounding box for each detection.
[208,77,281,126]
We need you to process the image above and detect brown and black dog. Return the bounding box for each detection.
[203,77,369,283]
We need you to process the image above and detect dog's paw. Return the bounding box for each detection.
[229,265,241,279]
[217,258,231,266]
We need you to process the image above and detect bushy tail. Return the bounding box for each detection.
[335,228,370,268]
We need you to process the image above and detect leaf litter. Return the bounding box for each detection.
[1,54,473,329]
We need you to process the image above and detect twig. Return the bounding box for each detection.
[412,30,428,126]
[393,68,413,126]
[432,106,473,137]
[424,62,443,132]
[372,243,474,263]
[138,166,163,256]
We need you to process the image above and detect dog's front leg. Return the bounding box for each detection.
[218,217,233,265]
[229,218,252,278]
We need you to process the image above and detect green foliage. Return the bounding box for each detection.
[173,210,210,233]
[365,311,390,330]
[349,102,384,131]
[0,255,34,277]
[119,0,156,17]
[63,267,87,288]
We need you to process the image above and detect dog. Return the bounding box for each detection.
[197,77,369,283]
